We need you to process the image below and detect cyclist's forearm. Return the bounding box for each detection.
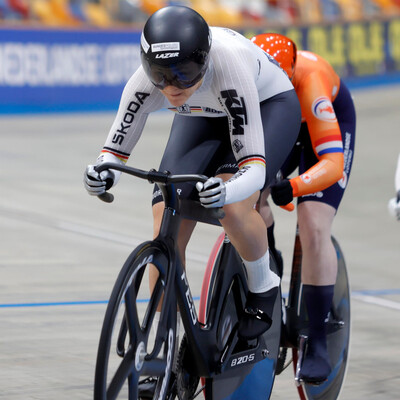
[224,163,265,204]
[395,153,400,194]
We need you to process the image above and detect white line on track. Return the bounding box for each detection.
[0,207,211,264]
[3,208,400,311]
[352,294,400,310]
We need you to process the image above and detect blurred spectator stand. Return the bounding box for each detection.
[1,1,400,31]
[0,0,29,20]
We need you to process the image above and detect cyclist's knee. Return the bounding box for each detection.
[177,219,197,260]
[152,202,164,238]
[299,225,326,253]
[153,202,195,262]
[222,199,256,227]
[298,202,335,250]
[222,202,242,223]
[298,218,332,254]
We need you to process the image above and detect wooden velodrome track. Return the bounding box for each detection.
[1,84,399,399]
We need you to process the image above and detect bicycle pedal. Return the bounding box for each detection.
[138,377,157,399]
[305,378,328,386]
[296,375,328,387]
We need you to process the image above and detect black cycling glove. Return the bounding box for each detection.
[270,179,293,206]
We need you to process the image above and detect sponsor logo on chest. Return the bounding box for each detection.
[219,89,248,135]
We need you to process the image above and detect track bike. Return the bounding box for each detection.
[93,162,282,400]
[201,228,351,399]
[93,162,350,399]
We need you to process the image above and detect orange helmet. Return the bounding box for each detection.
[251,33,297,80]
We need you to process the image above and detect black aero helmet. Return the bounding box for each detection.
[140,6,211,90]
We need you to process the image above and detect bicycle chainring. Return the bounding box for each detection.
[175,335,200,400]
[276,347,293,375]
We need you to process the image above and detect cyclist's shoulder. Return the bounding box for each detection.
[294,51,340,94]
[209,27,285,91]
[210,26,246,44]
[209,27,258,61]
[296,50,335,71]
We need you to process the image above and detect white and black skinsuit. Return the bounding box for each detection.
[97,27,301,204]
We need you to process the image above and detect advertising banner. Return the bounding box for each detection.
[247,17,400,87]
[0,28,141,113]
[1,18,400,114]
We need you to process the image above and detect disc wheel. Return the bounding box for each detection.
[293,237,351,400]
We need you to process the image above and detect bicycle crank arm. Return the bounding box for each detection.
[218,326,240,370]
[294,334,308,386]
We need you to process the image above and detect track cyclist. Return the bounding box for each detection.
[388,153,400,220]
[251,33,356,384]
[84,4,301,352]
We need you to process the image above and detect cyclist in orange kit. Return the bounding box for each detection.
[251,33,356,384]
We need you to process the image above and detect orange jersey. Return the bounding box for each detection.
[289,51,344,197]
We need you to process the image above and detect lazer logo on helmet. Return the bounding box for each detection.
[155,52,179,59]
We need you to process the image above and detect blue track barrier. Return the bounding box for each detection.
[1,18,400,114]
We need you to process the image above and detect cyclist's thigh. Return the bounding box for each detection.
[297,201,336,237]
[279,123,306,179]
[152,114,236,205]
[260,89,301,188]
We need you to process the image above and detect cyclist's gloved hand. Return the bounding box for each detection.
[388,192,400,221]
[83,152,123,196]
[84,165,114,196]
[270,179,293,206]
[196,177,226,208]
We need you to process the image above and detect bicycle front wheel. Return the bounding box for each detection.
[94,241,177,400]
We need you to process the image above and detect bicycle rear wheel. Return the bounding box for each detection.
[94,241,177,400]
[200,233,281,400]
[293,236,351,400]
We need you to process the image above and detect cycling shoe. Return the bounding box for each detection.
[299,341,331,384]
[238,287,278,340]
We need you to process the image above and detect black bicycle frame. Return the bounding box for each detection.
[95,162,250,379]
[155,183,257,378]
